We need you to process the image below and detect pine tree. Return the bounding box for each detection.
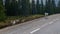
[32,0,36,14]
[29,1,32,15]
[5,0,10,16]
[41,0,44,14]
[21,0,27,16]
[46,0,56,14]
[46,0,51,14]
[36,0,40,14]
[45,0,47,13]
[51,0,56,14]
[18,0,22,16]
[57,0,60,13]
[25,0,30,16]
[11,0,18,16]
[5,0,18,16]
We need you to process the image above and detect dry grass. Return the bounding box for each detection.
[0,15,44,29]
[20,15,44,22]
[0,22,11,29]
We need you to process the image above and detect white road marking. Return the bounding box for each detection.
[49,19,59,24]
[30,23,48,34]
[55,19,59,20]
[30,28,40,34]
[49,21,54,24]
[40,23,48,28]
[30,19,59,34]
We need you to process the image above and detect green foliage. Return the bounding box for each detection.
[0,0,6,21]
[4,0,59,16]
[5,0,33,16]
[45,0,56,15]
[5,0,18,16]
[1,0,60,29]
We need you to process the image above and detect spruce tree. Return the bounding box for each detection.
[0,0,6,21]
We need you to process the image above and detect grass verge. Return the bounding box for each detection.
[0,14,44,29]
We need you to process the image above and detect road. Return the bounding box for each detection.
[33,18,60,34]
[0,14,60,34]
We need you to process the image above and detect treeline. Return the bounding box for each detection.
[0,0,60,20]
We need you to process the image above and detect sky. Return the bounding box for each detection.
[3,0,59,6]
[30,0,59,5]
[42,0,59,5]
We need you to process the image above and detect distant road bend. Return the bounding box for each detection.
[0,14,60,34]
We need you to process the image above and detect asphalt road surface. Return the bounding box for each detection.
[0,14,60,34]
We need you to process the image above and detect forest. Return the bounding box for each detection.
[0,0,60,28]
[0,0,60,20]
